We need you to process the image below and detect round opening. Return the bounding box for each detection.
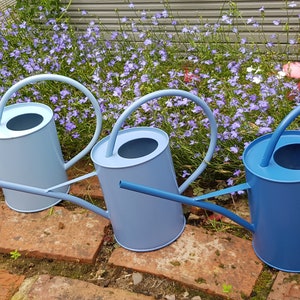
[273,144,300,170]
[118,138,159,159]
[6,113,44,131]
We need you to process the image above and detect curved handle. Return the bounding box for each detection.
[0,74,102,170]
[260,105,300,167]
[106,89,218,193]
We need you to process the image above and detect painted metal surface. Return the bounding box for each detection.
[0,74,102,212]
[90,89,217,251]
[120,103,300,272]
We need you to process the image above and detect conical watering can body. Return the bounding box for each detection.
[92,127,185,251]
[0,74,102,212]
[0,102,68,211]
[243,113,300,272]
[90,89,217,251]
[120,104,300,272]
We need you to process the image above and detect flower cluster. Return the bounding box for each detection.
[0,2,299,191]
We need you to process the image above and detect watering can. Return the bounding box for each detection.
[0,74,102,212]
[120,104,300,272]
[0,89,217,252]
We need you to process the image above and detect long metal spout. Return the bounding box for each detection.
[119,180,255,233]
[0,179,109,219]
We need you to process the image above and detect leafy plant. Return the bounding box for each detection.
[10,249,21,260]
[1,1,299,195]
[222,283,233,297]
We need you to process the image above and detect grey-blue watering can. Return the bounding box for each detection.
[120,104,300,273]
[0,89,217,252]
[0,74,102,212]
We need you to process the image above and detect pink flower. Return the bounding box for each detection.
[282,62,300,100]
[283,62,300,79]
[183,68,199,83]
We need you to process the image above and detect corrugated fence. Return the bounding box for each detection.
[2,0,299,57]
[62,0,299,57]
[0,0,16,11]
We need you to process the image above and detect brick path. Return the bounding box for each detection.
[1,175,300,299]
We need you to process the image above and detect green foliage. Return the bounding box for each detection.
[222,283,233,294]
[1,1,300,193]
[15,0,61,20]
[10,249,21,260]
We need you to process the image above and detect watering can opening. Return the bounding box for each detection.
[0,74,103,212]
[6,113,44,131]
[273,143,300,170]
[118,137,159,159]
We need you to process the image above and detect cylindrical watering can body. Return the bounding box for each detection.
[243,130,300,272]
[91,127,185,251]
[90,89,217,251]
[0,103,68,212]
[0,74,102,212]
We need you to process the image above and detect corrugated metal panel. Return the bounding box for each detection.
[63,1,299,28]
[62,0,299,53]
[0,0,16,10]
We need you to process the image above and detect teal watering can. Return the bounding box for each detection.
[0,74,102,212]
[120,104,300,273]
[0,89,217,252]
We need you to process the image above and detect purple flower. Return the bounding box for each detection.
[221,15,232,25]
[60,89,70,98]
[162,10,168,18]
[258,127,272,134]
[233,169,241,176]
[230,146,239,153]
[182,170,190,178]
[144,38,152,46]
[227,178,234,186]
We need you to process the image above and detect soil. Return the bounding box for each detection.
[0,159,277,300]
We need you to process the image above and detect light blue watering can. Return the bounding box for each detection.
[0,74,102,212]
[120,104,300,273]
[0,89,217,252]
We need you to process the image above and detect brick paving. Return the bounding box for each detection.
[268,272,300,299]
[11,274,155,300]
[0,203,110,263]
[0,175,300,299]
[0,270,25,300]
[109,225,263,300]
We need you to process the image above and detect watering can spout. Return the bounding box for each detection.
[119,180,255,233]
[0,179,110,220]
[0,74,102,212]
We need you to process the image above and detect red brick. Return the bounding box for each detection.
[268,271,300,300]
[0,204,110,263]
[12,275,155,300]
[69,172,103,200]
[109,225,263,300]
[0,269,25,300]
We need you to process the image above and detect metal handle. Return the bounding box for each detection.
[260,105,300,167]
[0,74,102,170]
[106,89,218,193]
